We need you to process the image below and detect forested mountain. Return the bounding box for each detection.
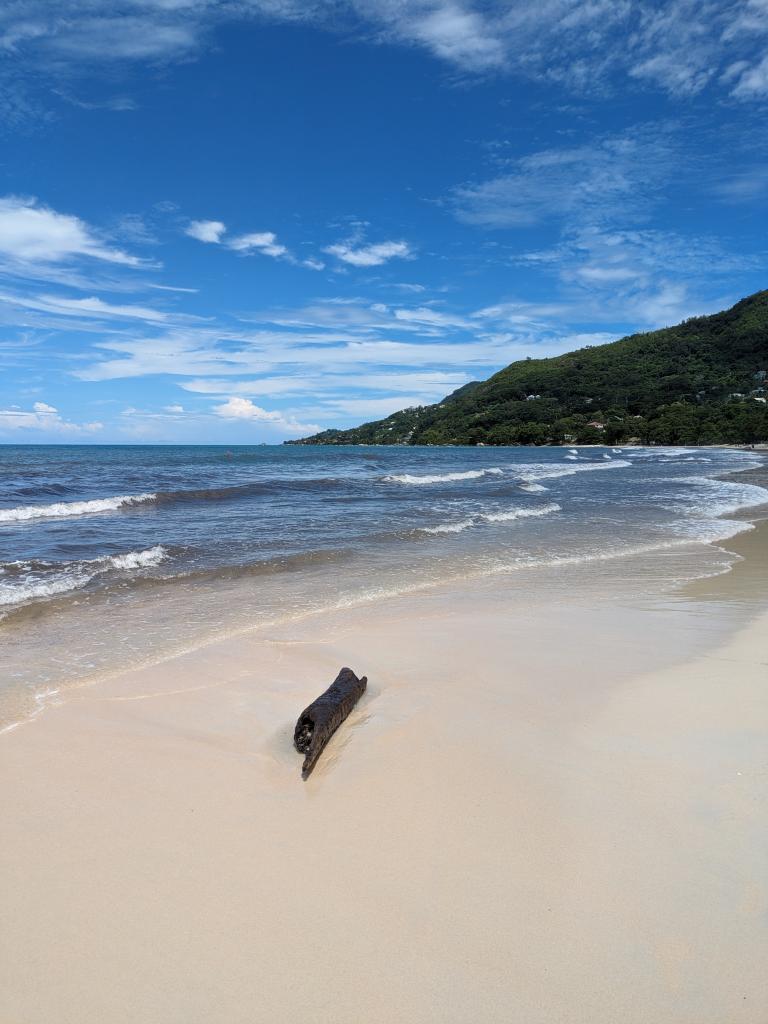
[289,291,768,446]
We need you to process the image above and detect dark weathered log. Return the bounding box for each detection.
[294,667,367,779]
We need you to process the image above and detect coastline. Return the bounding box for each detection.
[1,513,767,1022]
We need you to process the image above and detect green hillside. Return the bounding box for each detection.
[288,291,768,446]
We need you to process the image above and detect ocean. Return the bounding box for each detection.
[1,443,767,728]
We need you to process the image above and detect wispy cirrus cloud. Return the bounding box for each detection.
[729,53,768,97]
[0,290,177,324]
[181,369,472,398]
[713,167,768,202]
[507,224,759,327]
[67,291,624,393]
[21,258,739,435]
[452,124,678,228]
[3,1,768,106]
[448,121,765,330]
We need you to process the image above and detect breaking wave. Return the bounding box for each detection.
[104,546,168,570]
[0,546,168,608]
[664,476,768,521]
[0,493,156,523]
[421,502,560,534]
[516,459,631,483]
[383,468,504,485]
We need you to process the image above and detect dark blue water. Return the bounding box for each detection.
[1,443,766,725]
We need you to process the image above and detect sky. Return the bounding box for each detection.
[0,1,766,443]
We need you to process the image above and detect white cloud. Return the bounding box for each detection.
[393,306,471,328]
[50,17,199,60]
[730,53,768,96]
[325,239,413,267]
[227,231,288,258]
[0,401,103,434]
[0,8,202,61]
[575,265,637,283]
[185,219,226,243]
[212,396,319,434]
[629,52,714,96]
[389,3,506,72]
[164,404,184,413]
[185,220,294,260]
[0,195,141,266]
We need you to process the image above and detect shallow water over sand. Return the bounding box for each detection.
[1,443,766,726]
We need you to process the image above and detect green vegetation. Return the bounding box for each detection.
[288,291,768,446]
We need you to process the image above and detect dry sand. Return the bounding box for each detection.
[1,526,766,1023]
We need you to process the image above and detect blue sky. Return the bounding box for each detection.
[0,1,766,443]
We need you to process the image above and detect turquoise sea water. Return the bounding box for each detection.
[1,443,766,725]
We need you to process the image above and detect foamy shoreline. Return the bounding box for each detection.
[1,513,766,1022]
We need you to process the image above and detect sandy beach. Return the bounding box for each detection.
[1,519,767,1024]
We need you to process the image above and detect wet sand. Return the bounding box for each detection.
[1,523,766,1023]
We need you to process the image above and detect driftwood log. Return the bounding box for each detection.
[294,667,367,779]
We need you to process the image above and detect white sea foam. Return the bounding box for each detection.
[107,545,167,570]
[0,574,94,607]
[666,476,768,519]
[384,468,503,485]
[0,546,168,608]
[565,454,578,460]
[483,503,561,523]
[519,482,548,492]
[0,493,156,523]
[517,459,631,483]
[421,518,477,534]
[623,447,699,459]
[422,502,560,534]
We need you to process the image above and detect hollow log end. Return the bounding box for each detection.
[293,713,313,755]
